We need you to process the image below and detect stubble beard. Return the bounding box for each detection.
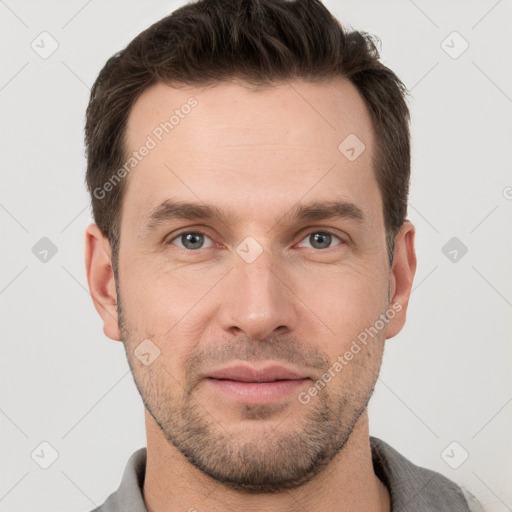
[115,279,383,493]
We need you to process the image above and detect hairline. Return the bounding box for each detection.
[110,76,399,270]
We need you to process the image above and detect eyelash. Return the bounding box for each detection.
[166,229,346,252]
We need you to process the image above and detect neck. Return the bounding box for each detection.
[142,410,390,512]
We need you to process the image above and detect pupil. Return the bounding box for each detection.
[180,232,331,250]
[183,233,203,249]
[311,232,330,249]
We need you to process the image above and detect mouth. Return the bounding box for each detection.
[204,364,311,404]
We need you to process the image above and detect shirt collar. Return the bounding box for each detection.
[97,436,472,511]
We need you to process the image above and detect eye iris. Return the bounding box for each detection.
[310,232,331,249]
[177,232,334,250]
[182,232,204,250]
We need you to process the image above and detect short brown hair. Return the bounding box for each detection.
[85,0,410,269]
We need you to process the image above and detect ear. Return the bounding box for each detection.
[386,221,417,339]
[84,223,122,341]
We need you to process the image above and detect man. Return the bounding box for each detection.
[84,0,484,510]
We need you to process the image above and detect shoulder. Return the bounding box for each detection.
[370,437,485,511]
[87,447,148,512]
[460,486,487,512]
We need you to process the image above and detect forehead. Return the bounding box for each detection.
[121,78,380,234]
[125,78,373,152]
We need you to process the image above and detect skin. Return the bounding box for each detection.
[85,77,416,512]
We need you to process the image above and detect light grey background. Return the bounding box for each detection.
[1,1,511,511]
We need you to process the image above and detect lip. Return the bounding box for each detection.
[204,364,310,404]
[207,364,307,383]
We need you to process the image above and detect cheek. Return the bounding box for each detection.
[296,263,389,336]
[117,263,172,341]
[118,261,211,359]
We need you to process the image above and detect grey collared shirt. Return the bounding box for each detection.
[90,436,484,511]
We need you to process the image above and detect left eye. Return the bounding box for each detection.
[297,231,343,250]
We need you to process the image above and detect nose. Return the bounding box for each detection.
[217,246,299,341]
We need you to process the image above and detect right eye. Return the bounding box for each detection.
[167,231,215,251]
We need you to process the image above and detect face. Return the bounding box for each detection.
[89,78,415,493]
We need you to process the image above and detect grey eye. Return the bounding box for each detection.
[298,231,342,250]
[171,232,213,250]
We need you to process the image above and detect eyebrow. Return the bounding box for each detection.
[140,198,365,238]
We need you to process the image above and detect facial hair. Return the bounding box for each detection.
[115,278,385,494]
